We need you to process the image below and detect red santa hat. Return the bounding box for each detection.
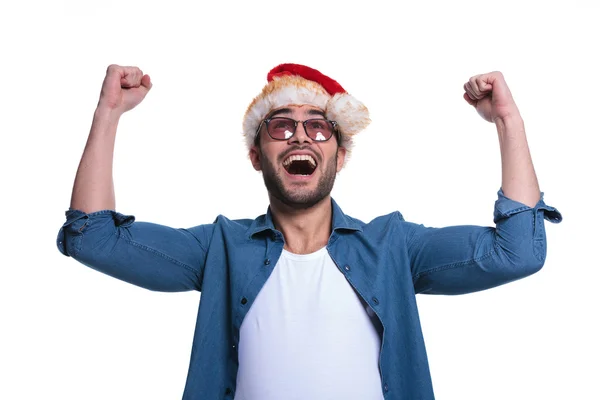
[243,63,370,155]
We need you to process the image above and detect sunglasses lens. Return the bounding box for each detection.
[305,119,333,141]
[268,118,296,139]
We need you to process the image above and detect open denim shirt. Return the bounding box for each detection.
[57,189,561,399]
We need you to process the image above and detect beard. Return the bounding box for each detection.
[259,148,338,210]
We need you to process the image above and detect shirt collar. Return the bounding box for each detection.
[246,198,362,239]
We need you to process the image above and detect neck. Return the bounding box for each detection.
[269,195,333,255]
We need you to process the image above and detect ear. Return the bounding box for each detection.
[249,145,262,171]
[336,146,346,172]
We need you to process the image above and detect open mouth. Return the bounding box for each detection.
[283,154,317,176]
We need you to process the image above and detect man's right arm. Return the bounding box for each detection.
[58,65,210,292]
[71,64,151,213]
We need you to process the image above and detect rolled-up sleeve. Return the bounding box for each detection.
[408,189,562,295]
[57,209,213,292]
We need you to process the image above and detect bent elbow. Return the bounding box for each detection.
[494,240,547,282]
[516,257,545,280]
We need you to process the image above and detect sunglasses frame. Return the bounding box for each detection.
[256,117,339,143]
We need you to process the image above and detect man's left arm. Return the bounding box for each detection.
[464,71,539,207]
[409,72,562,295]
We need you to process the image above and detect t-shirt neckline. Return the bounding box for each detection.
[281,246,327,261]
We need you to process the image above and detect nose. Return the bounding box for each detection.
[289,122,312,145]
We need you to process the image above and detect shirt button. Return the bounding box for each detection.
[344,265,351,271]
[241,297,248,305]
[264,259,271,265]
[383,383,389,392]
[372,296,379,305]
[225,387,232,395]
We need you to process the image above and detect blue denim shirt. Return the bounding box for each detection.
[57,190,561,399]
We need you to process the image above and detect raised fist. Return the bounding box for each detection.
[97,65,152,114]
[463,71,520,123]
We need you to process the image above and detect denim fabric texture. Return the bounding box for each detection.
[57,189,561,399]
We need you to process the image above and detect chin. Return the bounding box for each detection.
[272,188,330,210]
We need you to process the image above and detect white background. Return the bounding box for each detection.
[1,0,598,399]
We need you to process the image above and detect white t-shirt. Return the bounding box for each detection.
[234,247,384,400]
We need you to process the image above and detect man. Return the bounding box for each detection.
[57,63,562,399]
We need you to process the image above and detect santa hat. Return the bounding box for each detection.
[243,64,370,155]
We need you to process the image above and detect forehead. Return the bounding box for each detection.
[268,104,325,118]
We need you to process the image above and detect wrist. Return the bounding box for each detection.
[93,105,123,125]
[495,114,525,139]
[493,106,522,126]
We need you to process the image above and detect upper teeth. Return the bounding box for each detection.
[283,154,316,167]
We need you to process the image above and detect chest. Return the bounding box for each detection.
[243,248,378,326]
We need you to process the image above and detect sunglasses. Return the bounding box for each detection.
[256,117,339,142]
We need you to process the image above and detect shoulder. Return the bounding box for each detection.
[182,214,259,247]
[345,209,415,238]
[187,214,260,233]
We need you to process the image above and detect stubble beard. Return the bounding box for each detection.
[260,149,338,210]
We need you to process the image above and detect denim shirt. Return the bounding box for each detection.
[57,190,561,400]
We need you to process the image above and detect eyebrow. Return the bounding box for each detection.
[307,109,326,118]
[267,108,326,119]
[268,108,292,118]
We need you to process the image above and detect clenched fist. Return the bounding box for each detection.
[463,71,521,123]
[97,65,152,114]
